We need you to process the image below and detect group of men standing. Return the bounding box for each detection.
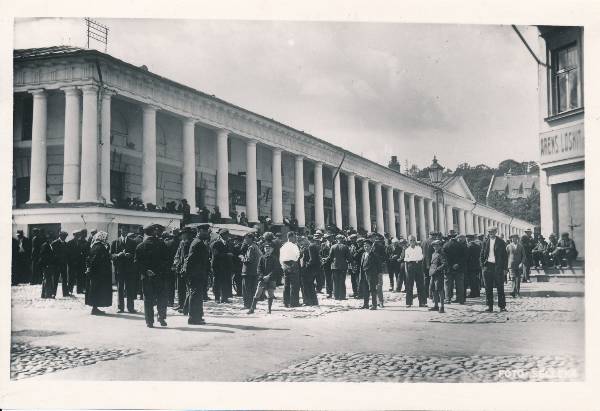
[11,221,580,327]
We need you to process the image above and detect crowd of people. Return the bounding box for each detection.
[11,221,579,327]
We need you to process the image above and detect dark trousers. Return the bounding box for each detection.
[176,275,187,307]
[51,264,68,297]
[445,269,465,303]
[31,260,42,285]
[233,272,243,296]
[483,262,506,309]
[405,261,426,306]
[332,269,346,300]
[301,270,319,306]
[41,266,57,298]
[117,272,137,312]
[142,276,168,325]
[167,272,176,306]
[466,269,481,297]
[350,268,360,297]
[361,273,378,308]
[315,267,325,293]
[213,270,230,302]
[242,276,258,309]
[323,266,333,296]
[187,277,205,321]
[283,267,300,307]
[15,253,31,284]
[395,264,406,292]
[429,275,445,307]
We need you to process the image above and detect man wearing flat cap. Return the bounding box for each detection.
[51,231,70,297]
[211,228,232,304]
[172,227,195,312]
[520,228,534,282]
[320,234,333,298]
[241,232,261,309]
[480,226,508,312]
[135,223,169,327]
[327,234,352,300]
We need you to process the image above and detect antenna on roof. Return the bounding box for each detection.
[85,18,109,52]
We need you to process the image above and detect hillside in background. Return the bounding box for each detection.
[408,159,540,225]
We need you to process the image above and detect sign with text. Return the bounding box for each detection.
[539,123,584,164]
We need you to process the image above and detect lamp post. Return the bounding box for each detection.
[428,156,445,232]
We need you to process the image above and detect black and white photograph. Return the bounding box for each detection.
[1,1,598,410]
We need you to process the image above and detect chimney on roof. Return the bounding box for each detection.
[139,65,148,71]
[388,155,400,172]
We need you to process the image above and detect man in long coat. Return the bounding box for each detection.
[135,224,170,327]
[327,234,352,300]
[51,231,70,297]
[182,224,211,324]
[85,231,113,315]
[112,231,139,313]
[211,228,232,304]
[359,238,380,310]
[30,228,45,285]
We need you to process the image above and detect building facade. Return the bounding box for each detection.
[537,26,585,258]
[12,46,532,241]
[486,172,539,201]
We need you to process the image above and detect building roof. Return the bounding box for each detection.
[487,173,539,197]
[14,45,435,191]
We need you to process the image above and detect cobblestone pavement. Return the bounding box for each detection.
[11,342,141,380]
[247,352,584,382]
[11,282,584,322]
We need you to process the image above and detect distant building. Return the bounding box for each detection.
[536,26,584,258]
[486,171,539,201]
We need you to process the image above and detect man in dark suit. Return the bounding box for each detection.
[359,238,380,310]
[183,224,211,324]
[480,227,508,312]
[327,234,352,300]
[30,228,45,285]
[211,228,232,304]
[112,229,139,313]
[443,233,468,304]
[15,230,32,284]
[51,231,70,297]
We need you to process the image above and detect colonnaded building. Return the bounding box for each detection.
[12,46,532,240]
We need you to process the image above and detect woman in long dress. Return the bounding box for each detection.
[85,231,113,315]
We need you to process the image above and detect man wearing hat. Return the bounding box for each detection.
[326,234,352,300]
[320,234,333,298]
[280,231,302,307]
[306,234,322,298]
[182,223,212,324]
[348,234,362,298]
[428,239,447,313]
[172,227,195,312]
[135,223,169,327]
[163,230,180,306]
[211,228,232,304]
[50,231,70,297]
[465,234,482,298]
[112,228,132,312]
[358,238,379,310]
[241,232,261,309]
[520,228,534,282]
[552,232,578,269]
[67,230,88,294]
[30,228,46,285]
[15,230,32,284]
[248,239,278,314]
[403,235,426,308]
[506,233,526,298]
[442,232,468,305]
[480,227,508,312]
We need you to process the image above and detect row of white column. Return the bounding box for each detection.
[25,86,529,238]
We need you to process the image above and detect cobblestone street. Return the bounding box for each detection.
[10,280,585,382]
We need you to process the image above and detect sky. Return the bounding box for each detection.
[14,18,541,172]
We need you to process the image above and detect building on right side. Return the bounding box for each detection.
[537,25,585,259]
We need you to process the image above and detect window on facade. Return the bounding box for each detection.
[110,170,125,203]
[15,177,30,206]
[21,96,33,141]
[552,43,581,114]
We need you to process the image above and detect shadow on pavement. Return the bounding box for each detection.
[204,322,290,332]
[167,326,234,333]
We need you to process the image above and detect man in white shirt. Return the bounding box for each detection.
[280,231,301,307]
[403,235,427,307]
[480,227,508,312]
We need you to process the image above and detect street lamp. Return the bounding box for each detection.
[429,156,445,233]
[428,155,444,184]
